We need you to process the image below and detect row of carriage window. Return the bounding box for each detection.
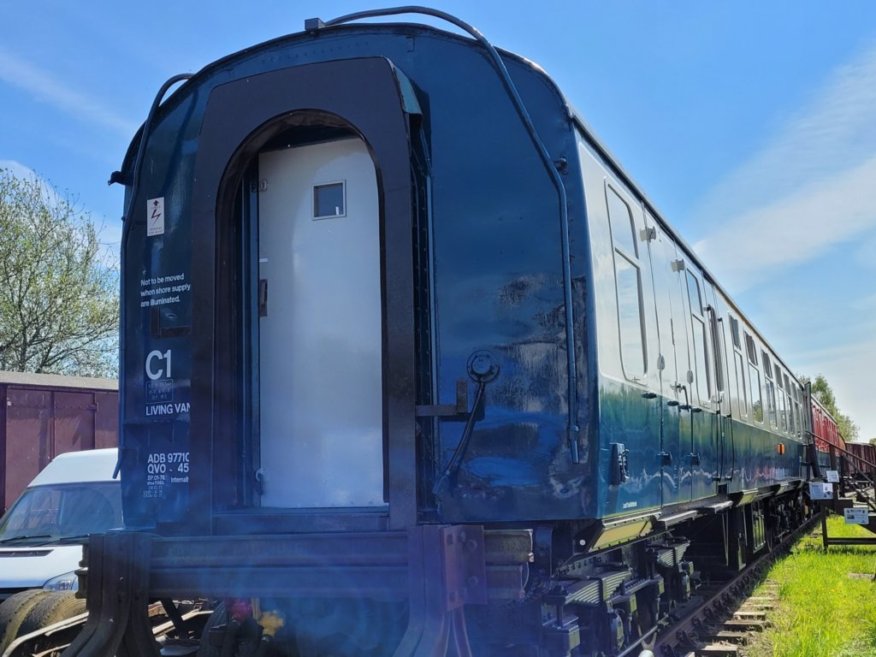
[607,184,804,438]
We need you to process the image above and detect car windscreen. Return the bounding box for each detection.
[0,482,123,545]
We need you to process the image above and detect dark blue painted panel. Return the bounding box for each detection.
[595,375,807,520]
[120,103,198,526]
[596,378,662,517]
[119,26,595,528]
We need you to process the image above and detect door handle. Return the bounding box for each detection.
[259,278,268,317]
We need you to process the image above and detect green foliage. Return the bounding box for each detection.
[801,374,860,442]
[747,516,876,657]
[810,374,836,411]
[0,168,118,377]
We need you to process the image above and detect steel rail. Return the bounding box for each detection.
[651,511,821,657]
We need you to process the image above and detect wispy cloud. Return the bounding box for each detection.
[0,159,65,207]
[794,332,876,440]
[0,48,137,137]
[1,160,120,267]
[852,229,876,270]
[694,156,876,288]
[0,159,40,183]
[850,292,876,312]
[693,41,876,290]
[691,40,876,440]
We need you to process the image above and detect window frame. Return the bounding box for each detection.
[312,180,347,219]
[606,184,648,382]
[745,332,764,424]
[685,270,712,406]
[776,370,787,433]
[729,315,748,418]
[761,350,777,428]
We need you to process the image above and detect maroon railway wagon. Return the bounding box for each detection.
[810,394,842,455]
[0,371,118,510]
[809,393,875,477]
[844,441,876,479]
[845,441,876,464]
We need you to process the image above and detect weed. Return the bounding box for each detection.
[744,515,876,657]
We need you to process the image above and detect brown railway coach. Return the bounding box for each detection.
[0,371,118,510]
[845,441,876,464]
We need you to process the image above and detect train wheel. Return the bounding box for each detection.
[196,603,261,657]
[17,591,86,637]
[0,589,52,653]
[197,603,227,657]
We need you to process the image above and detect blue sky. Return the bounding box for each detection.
[2,1,876,440]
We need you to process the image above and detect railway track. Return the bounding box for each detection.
[693,582,779,657]
[651,512,820,657]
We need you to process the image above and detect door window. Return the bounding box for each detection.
[313,181,346,218]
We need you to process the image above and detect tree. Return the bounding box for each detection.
[803,374,859,442]
[0,168,118,377]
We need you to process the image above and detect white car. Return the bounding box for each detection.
[0,448,121,600]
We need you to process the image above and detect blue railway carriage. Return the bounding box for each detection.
[82,8,815,657]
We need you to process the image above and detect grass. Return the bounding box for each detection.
[744,514,876,657]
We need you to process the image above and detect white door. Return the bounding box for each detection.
[257,138,384,508]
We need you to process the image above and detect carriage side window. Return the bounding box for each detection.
[745,332,756,363]
[686,271,703,314]
[730,315,748,417]
[607,186,646,380]
[776,370,787,432]
[685,271,711,405]
[607,187,638,257]
[734,351,748,417]
[707,304,725,392]
[745,333,763,423]
[761,351,777,428]
[730,316,741,349]
[788,376,799,435]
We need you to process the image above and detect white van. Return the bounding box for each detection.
[0,448,121,600]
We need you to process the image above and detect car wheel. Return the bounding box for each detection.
[0,590,52,653]
[18,591,86,637]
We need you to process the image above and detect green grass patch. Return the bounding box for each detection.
[745,514,876,657]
